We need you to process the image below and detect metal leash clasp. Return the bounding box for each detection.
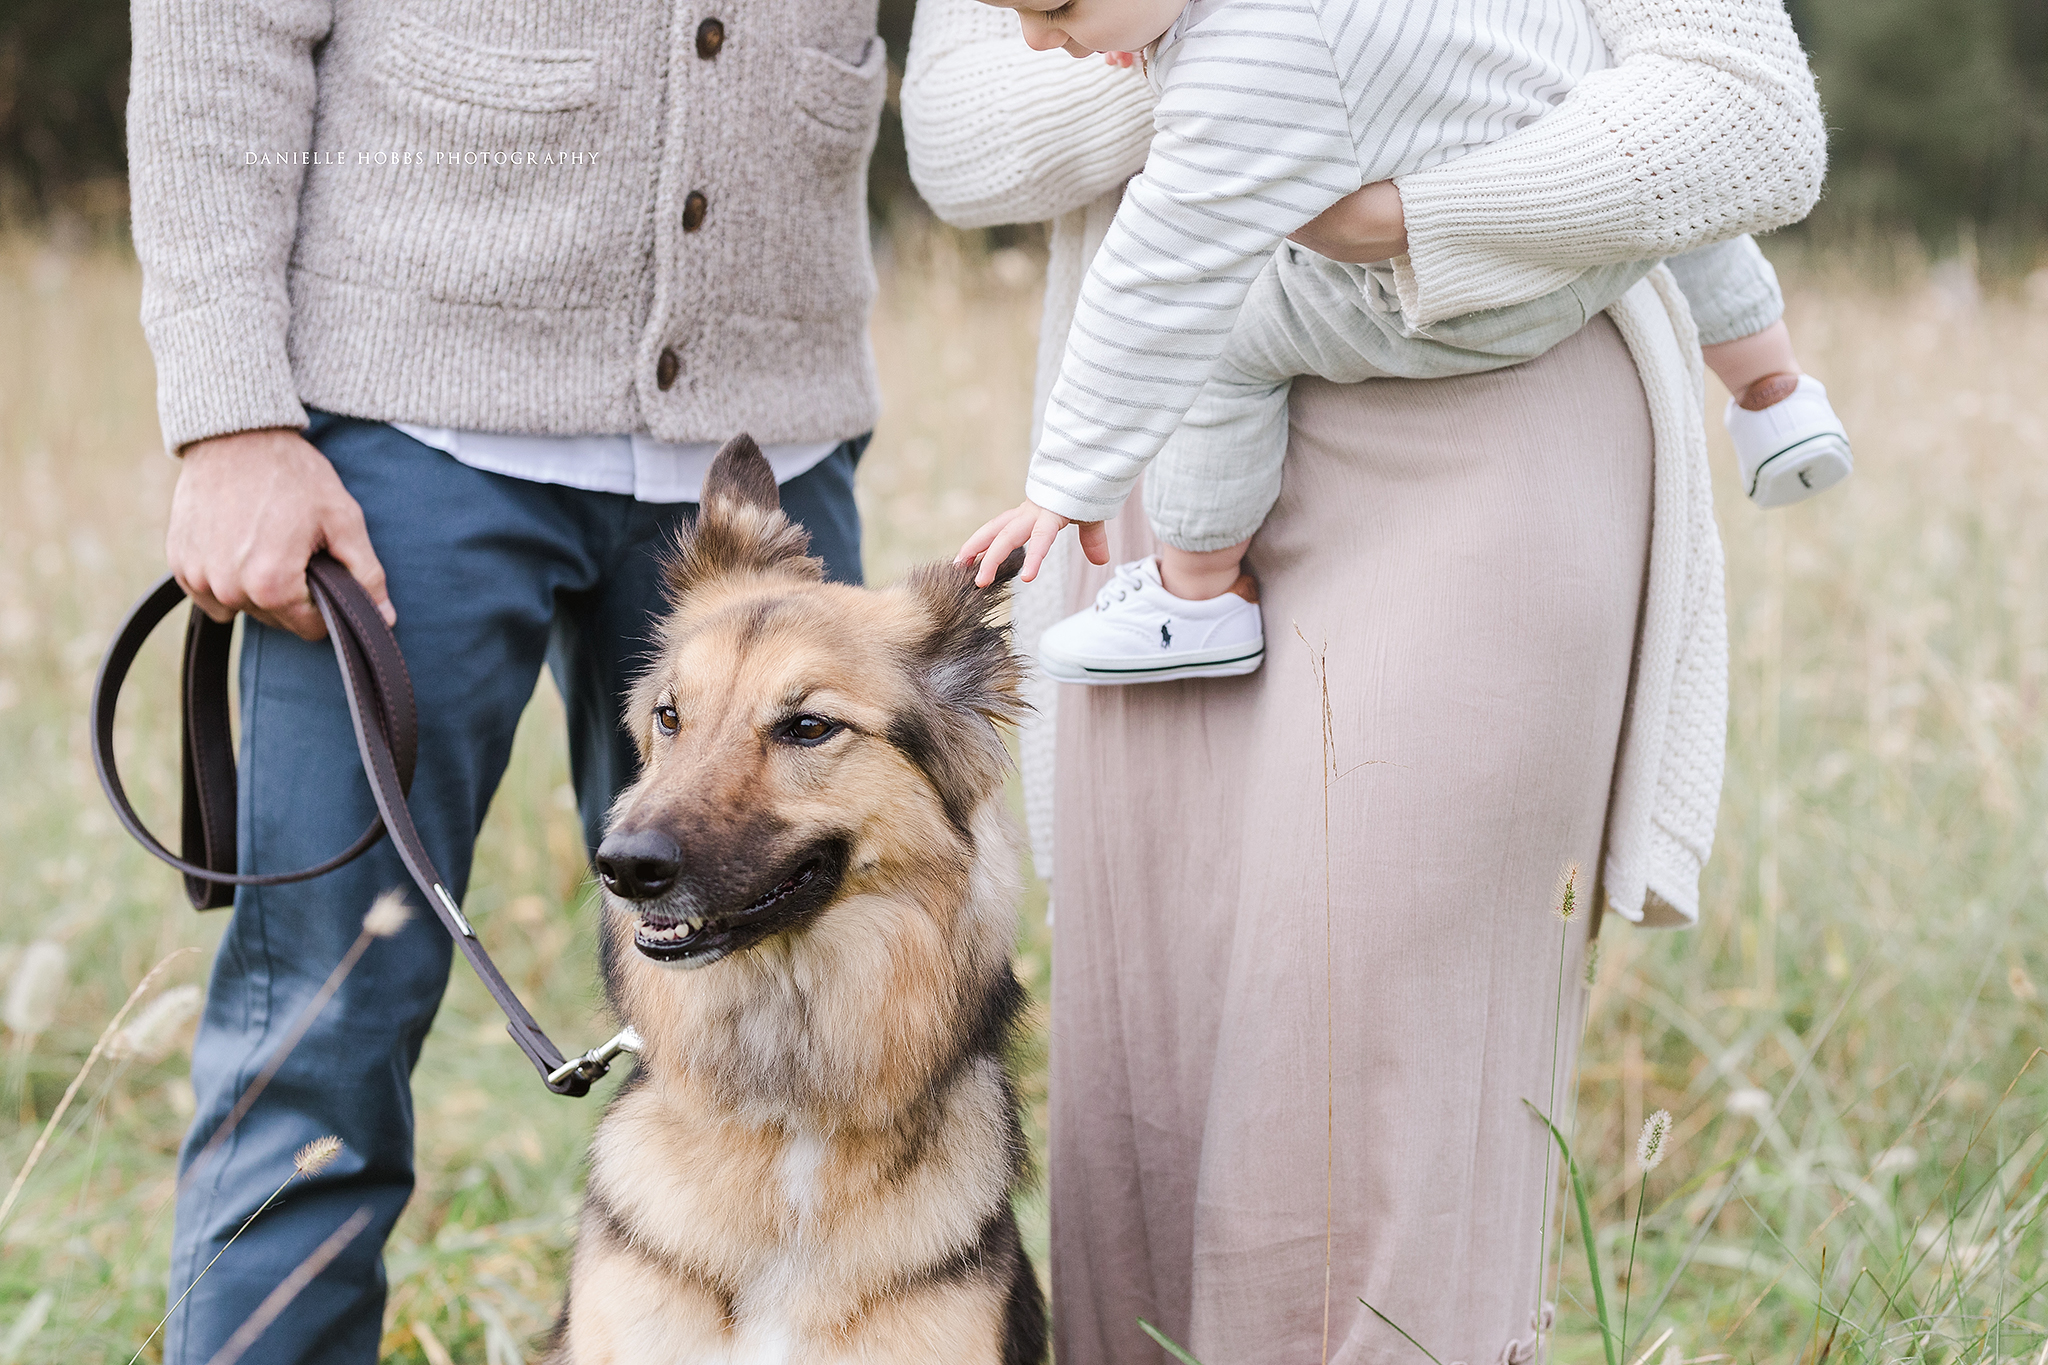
[547,1024,645,1089]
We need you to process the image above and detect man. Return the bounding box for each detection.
[128,3,888,1359]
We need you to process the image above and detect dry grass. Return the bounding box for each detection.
[1559,257,2048,1362]
[0,225,2043,1362]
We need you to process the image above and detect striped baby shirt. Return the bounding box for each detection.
[1025,0,1609,522]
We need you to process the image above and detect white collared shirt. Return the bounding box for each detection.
[394,425,843,504]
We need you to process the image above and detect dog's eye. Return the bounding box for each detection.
[776,714,841,747]
[653,704,679,736]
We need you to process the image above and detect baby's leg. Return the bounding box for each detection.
[1142,358,1294,582]
[1157,540,1255,601]
[1701,321,1801,409]
[1144,254,1388,592]
[1143,358,1276,598]
[1145,246,1666,577]
[1664,236,1785,350]
[1668,236,1804,407]
[1666,236,1851,505]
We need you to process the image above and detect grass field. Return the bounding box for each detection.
[1,225,2044,1363]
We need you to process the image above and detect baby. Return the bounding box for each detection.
[959,0,1852,685]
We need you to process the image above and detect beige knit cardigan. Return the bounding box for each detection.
[129,0,888,452]
[905,0,1825,927]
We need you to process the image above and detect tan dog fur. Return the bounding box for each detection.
[544,436,1044,1365]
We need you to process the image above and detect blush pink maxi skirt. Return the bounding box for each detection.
[1049,316,1655,1365]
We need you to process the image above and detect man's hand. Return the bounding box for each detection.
[957,498,1110,587]
[1289,180,1408,263]
[166,427,396,642]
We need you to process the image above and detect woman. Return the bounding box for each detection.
[904,5,1816,1360]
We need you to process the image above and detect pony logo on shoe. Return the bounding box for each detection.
[1161,622,1172,648]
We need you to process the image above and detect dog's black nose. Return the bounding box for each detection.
[595,827,683,901]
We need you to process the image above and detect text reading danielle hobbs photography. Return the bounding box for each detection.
[240,149,604,168]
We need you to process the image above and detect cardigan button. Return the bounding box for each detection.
[683,191,708,232]
[695,18,724,60]
[656,348,680,391]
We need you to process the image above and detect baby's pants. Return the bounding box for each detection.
[1143,236,1781,552]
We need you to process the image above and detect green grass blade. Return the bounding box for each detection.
[1526,1099,1618,1365]
[1137,1318,1206,1365]
[1359,1298,1447,1365]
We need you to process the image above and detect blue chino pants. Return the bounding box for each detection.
[164,412,864,1364]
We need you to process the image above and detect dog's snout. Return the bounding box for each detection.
[596,827,684,901]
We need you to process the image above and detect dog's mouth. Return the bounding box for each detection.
[629,845,845,966]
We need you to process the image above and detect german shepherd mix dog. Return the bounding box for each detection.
[543,437,1046,1365]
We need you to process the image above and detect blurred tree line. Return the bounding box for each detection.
[4,0,2042,247]
[1789,0,2048,243]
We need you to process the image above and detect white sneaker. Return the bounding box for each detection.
[1725,374,1853,508]
[1038,558,1264,685]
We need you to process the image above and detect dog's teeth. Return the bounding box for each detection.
[639,918,703,943]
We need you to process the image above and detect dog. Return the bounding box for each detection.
[542,435,1046,1364]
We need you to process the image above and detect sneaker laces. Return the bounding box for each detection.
[1092,560,1154,613]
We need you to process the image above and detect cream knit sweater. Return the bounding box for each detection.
[906,0,1823,926]
[129,0,888,452]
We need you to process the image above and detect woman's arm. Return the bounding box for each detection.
[902,0,1155,228]
[1388,0,1827,326]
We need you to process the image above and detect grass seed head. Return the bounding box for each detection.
[112,983,203,1061]
[1583,938,1602,987]
[3,940,68,1036]
[1637,1109,1673,1170]
[294,1135,344,1177]
[362,891,411,939]
[1725,1087,1772,1120]
[1554,862,1580,922]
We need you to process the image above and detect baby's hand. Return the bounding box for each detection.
[1103,50,1139,68]
[957,498,1109,586]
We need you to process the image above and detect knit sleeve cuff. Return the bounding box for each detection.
[1389,159,1622,327]
[144,294,308,451]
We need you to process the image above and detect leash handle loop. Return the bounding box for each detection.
[92,556,604,1097]
[92,576,407,902]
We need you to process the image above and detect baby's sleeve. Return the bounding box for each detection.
[1024,0,1361,525]
[1662,236,1785,348]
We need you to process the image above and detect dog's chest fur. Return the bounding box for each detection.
[592,1054,1010,1287]
[564,1053,1017,1363]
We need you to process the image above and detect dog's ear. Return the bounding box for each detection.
[703,433,780,514]
[903,550,1028,726]
[666,434,823,598]
[889,552,1029,831]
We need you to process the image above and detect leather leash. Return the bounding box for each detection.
[91,553,636,1097]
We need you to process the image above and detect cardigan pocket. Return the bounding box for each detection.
[791,39,887,144]
[744,36,882,321]
[376,15,598,114]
